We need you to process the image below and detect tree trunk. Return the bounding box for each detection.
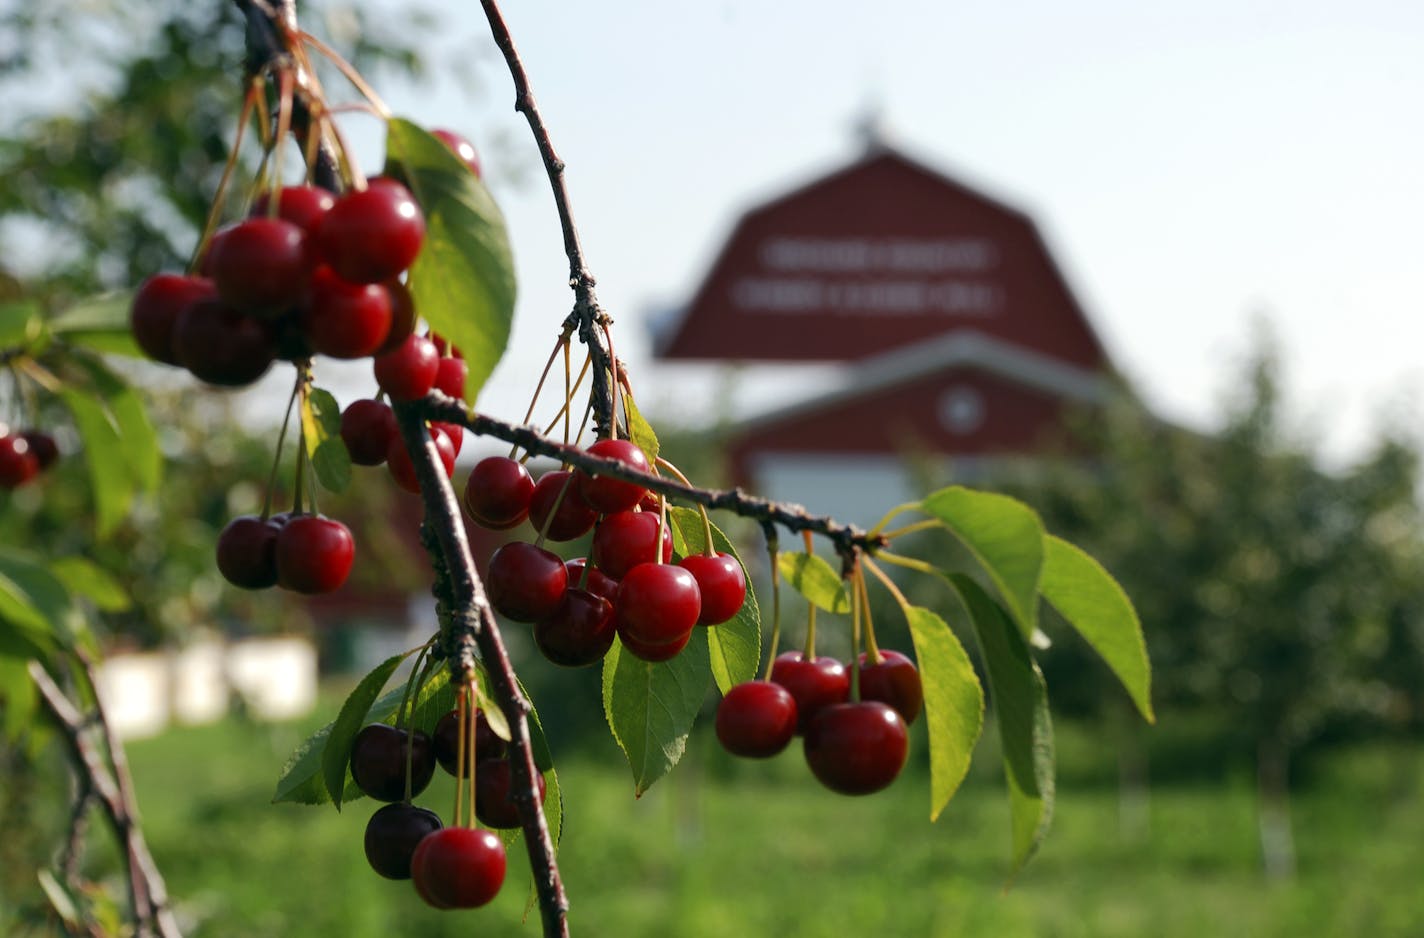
[1255,736,1296,880]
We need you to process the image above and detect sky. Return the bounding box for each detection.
[321,0,1424,467]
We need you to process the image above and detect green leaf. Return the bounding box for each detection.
[949,574,1054,878]
[1040,535,1154,723]
[0,548,82,651]
[623,393,659,466]
[72,354,162,493]
[0,655,38,742]
[602,634,712,796]
[36,870,83,928]
[669,507,760,693]
[321,651,415,809]
[59,387,132,538]
[901,604,984,820]
[386,118,516,406]
[776,551,850,614]
[302,387,351,494]
[47,557,130,613]
[922,486,1045,640]
[275,660,454,806]
[49,291,145,358]
[0,300,44,349]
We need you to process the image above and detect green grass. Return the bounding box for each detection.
[114,708,1424,938]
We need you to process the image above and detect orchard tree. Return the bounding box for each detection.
[2,1,1156,935]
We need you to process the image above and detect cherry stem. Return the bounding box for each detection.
[398,644,434,803]
[863,555,912,610]
[655,457,715,555]
[866,501,922,539]
[849,565,863,702]
[516,333,571,457]
[270,67,295,198]
[297,29,393,118]
[881,519,944,541]
[857,568,884,665]
[453,684,468,828]
[761,523,782,681]
[466,678,478,830]
[190,79,259,272]
[537,350,591,443]
[800,532,818,659]
[872,550,940,578]
[262,372,303,519]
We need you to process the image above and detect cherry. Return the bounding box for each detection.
[487,541,568,622]
[340,399,397,467]
[171,297,277,387]
[617,625,692,663]
[208,217,311,317]
[613,562,701,648]
[433,708,506,777]
[770,652,850,734]
[463,456,535,530]
[678,552,747,625]
[528,470,598,541]
[474,757,548,829]
[432,128,482,178]
[19,431,59,471]
[534,588,616,667]
[386,424,456,494]
[377,279,416,354]
[428,332,463,359]
[590,511,673,580]
[300,265,392,359]
[130,273,216,365]
[274,315,314,363]
[803,701,909,796]
[216,514,281,590]
[857,650,924,725]
[433,421,463,457]
[251,184,335,234]
[373,333,440,401]
[274,514,354,594]
[315,178,425,284]
[434,356,467,399]
[364,802,442,880]
[0,435,39,488]
[564,558,619,604]
[410,827,506,910]
[716,681,798,758]
[576,438,650,514]
[348,723,436,802]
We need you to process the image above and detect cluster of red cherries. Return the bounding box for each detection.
[0,427,59,489]
[717,648,923,795]
[458,438,750,667]
[351,704,543,909]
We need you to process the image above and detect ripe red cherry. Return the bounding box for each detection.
[463,455,534,530]
[613,562,701,648]
[432,422,463,457]
[528,470,598,541]
[386,425,456,493]
[348,723,436,802]
[434,356,467,399]
[591,511,673,580]
[364,802,441,880]
[130,273,216,365]
[300,265,392,359]
[432,128,482,178]
[0,435,39,488]
[208,217,310,316]
[215,514,280,589]
[617,625,692,663]
[564,558,619,604]
[410,827,506,910]
[377,280,416,354]
[340,399,397,467]
[373,333,440,401]
[770,652,850,734]
[315,178,425,284]
[678,552,747,625]
[433,708,506,777]
[576,438,650,514]
[19,432,58,471]
[428,332,463,359]
[171,298,277,387]
[534,588,616,667]
[857,650,924,725]
[716,681,799,758]
[803,701,909,796]
[251,184,335,234]
[274,514,354,594]
[474,757,548,829]
[487,541,568,622]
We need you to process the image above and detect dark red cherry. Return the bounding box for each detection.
[576,438,650,514]
[0,435,39,488]
[433,708,506,777]
[857,650,924,725]
[716,681,798,758]
[564,558,619,604]
[130,273,216,365]
[340,399,398,467]
[251,184,335,234]
[208,217,310,317]
[678,552,747,625]
[487,541,568,623]
[528,470,598,541]
[386,425,455,493]
[364,802,441,880]
[770,652,850,734]
[434,356,467,399]
[617,625,693,663]
[171,297,278,387]
[591,511,673,580]
[410,827,506,909]
[373,333,440,401]
[216,514,280,589]
[315,179,425,284]
[19,432,58,471]
[377,279,416,354]
[474,757,547,829]
[613,562,701,648]
[803,701,909,796]
[432,421,463,457]
[534,588,616,667]
[274,514,354,594]
[432,128,482,178]
[348,723,436,802]
[463,456,534,530]
[300,265,392,359]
